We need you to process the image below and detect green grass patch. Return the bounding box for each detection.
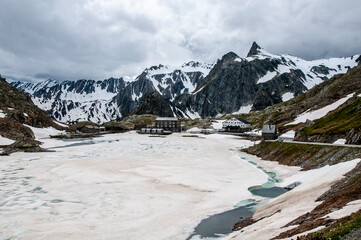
[302,98,361,136]
[307,210,361,240]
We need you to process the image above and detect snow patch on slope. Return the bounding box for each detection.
[282,92,294,102]
[0,136,15,145]
[323,199,361,220]
[233,105,252,114]
[333,139,346,145]
[24,125,64,141]
[0,109,6,118]
[287,93,354,125]
[280,130,295,139]
[257,71,278,83]
[211,120,226,130]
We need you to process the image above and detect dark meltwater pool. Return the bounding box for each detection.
[187,157,291,240]
[186,200,258,239]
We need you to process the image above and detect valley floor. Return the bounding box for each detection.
[0,131,359,240]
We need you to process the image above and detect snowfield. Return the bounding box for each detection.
[0,131,266,240]
[0,130,359,240]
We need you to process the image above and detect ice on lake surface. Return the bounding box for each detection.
[0,132,275,240]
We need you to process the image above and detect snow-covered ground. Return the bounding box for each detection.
[322,199,361,220]
[0,135,15,145]
[0,135,15,153]
[333,139,346,145]
[0,131,267,240]
[282,92,294,102]
[211,120,225,130]
[1,130,359,240]
[280,130,295,139]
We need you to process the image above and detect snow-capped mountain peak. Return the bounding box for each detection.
[247,41,263,57]
[237,43,360,90]
[11,42,360,123]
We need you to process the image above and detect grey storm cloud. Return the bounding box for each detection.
[0,0,360,83]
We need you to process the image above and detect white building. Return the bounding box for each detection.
[222,117,251,132]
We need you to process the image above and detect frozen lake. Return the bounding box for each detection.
[0,132,277,239]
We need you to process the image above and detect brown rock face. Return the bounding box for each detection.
[346,128,361,145]
[0,75,65,154]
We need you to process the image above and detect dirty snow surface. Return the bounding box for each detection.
[0,131,269,240]
[2,130,359,240]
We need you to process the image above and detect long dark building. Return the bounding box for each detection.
[155,117,181,132]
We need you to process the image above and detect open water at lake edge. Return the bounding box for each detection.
[187,157,289,240]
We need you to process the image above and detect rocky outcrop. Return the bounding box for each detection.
[174,50,310,117]
[0,77,60,130]
[346,128,361,145]
[247,41,262,57]
[244,141,361,170]
[131,91,174,117]
[0,75,62,154]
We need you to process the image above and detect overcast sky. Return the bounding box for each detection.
[0,0,360,82]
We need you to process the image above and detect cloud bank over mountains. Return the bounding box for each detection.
[0,0,360,82]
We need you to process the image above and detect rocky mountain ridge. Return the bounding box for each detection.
[12,61,212,123]
[173,42,359,118]
[0,75,64,154]
[11,42,360,123]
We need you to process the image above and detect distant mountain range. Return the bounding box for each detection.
[11,42,360,123]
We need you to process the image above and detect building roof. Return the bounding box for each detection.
[235,117,251,124]
[262,124,277,133]
[225,117,251,124]
[156,117,178,121]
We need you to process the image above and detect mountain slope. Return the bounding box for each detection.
[131,91,174,117]
[12,62,211,123]
[241,61,361,144]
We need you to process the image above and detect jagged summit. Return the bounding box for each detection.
[247,41,262,57]
[221,51,239,61]
[181,61,212,69]
[131,91,174,117]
